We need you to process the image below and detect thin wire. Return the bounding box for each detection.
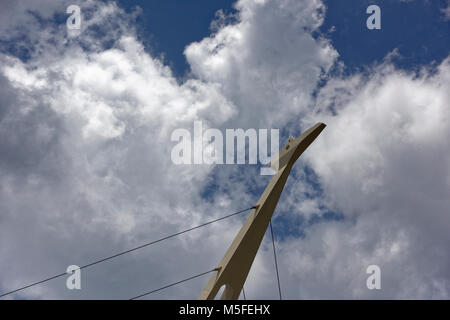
[130,268,217,300]
[0,272,68,298]
[242,286,247,300]
[0,206,255,299]
[269,219,282,300]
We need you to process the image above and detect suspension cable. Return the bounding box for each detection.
[130,268,217,300]
[269,219,282,300]
[0,206,256,299]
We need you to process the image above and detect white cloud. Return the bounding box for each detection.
[185,0,337,128]
[0,1,239,299]
[281,58,450,298]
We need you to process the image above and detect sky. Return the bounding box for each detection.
[0,0,449,299]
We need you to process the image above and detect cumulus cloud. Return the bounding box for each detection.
[271,58,450,299]
[0,0,239,299]
[185,0,337,128]
[0,0,449,300]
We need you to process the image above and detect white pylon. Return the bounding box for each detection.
[198,122,326,300]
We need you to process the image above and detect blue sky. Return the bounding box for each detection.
[118,0,239,77]
[120,0,450,242]
[116,0,449,295]
[321,0,449,72]
[118,0,449,76]
[0,0,449,300]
